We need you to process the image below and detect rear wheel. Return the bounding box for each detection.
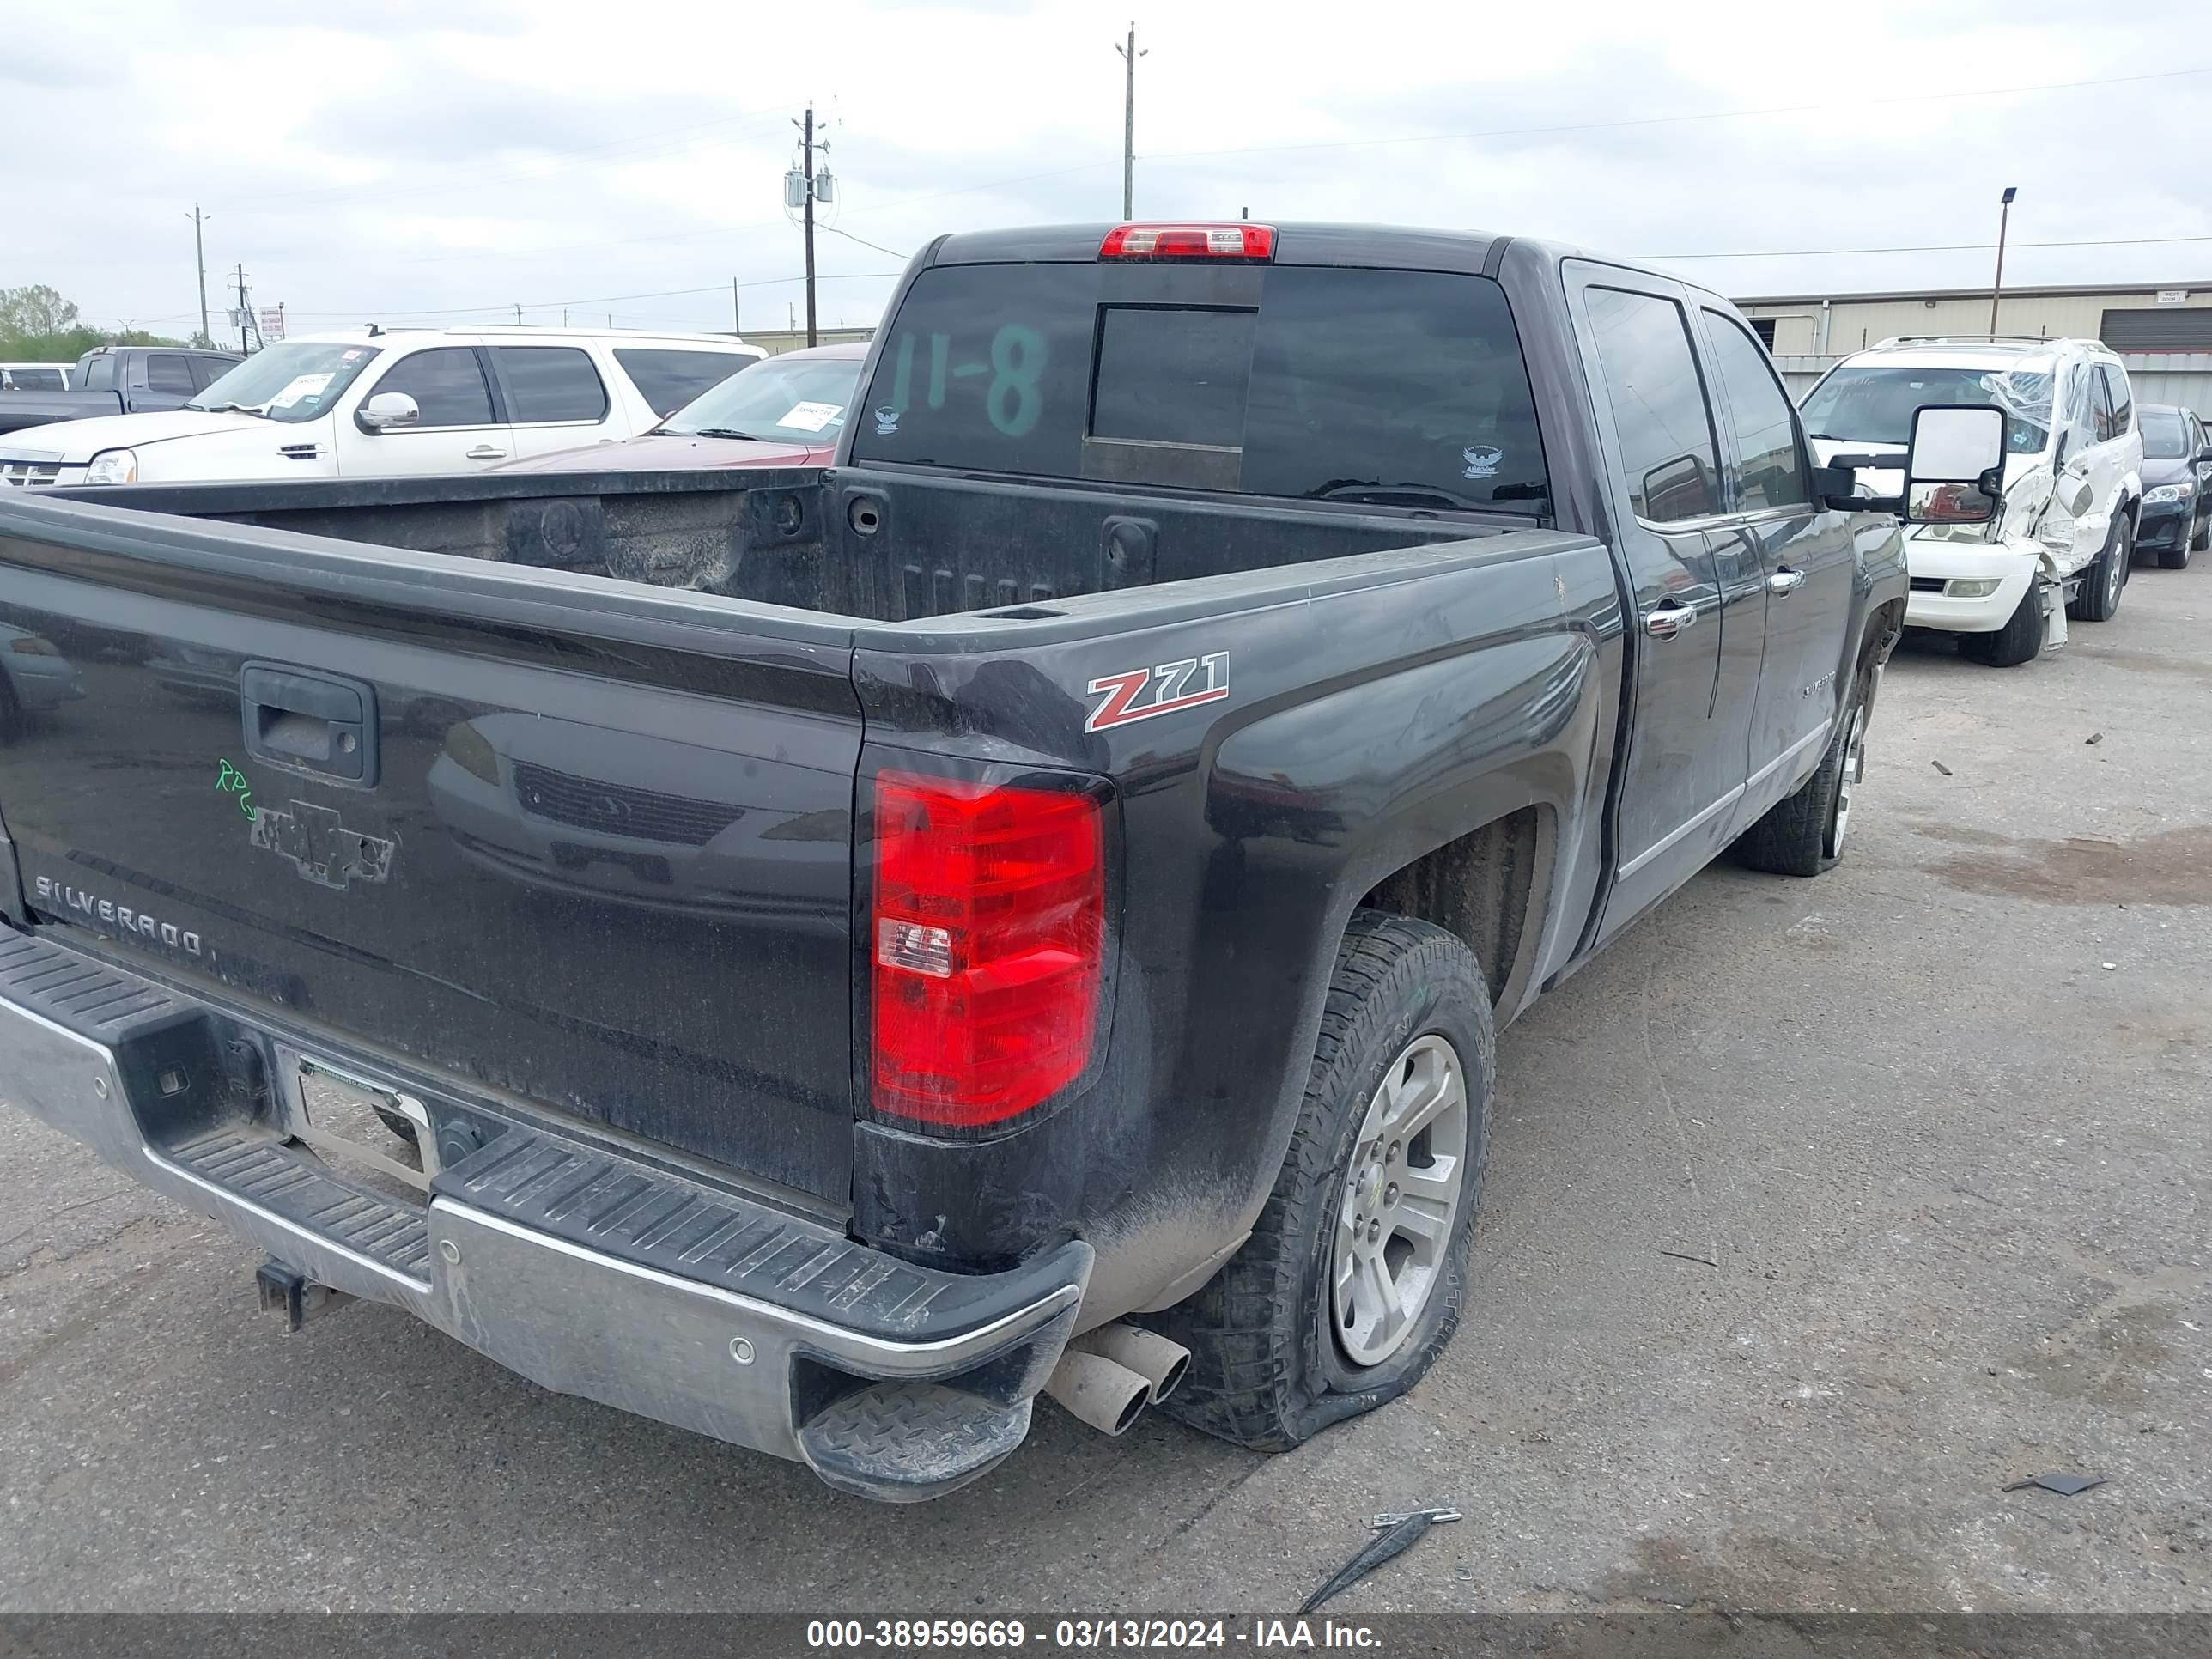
[2191,511,2209,554]
[2069,518,2130,622]
[1734,672,1869,877]
[1958,582,2046,667]
[2160,522,2194,570]
[1159,911,1492,1451]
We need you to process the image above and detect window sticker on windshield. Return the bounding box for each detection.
[1462,445,1502,480]
[778,401,845,433]
[874,405,901,435]
[341,349,363,361]
[269,373,334,409]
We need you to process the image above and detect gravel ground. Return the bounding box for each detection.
[1,558,2206,1616]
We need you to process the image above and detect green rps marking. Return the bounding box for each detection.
[215,757,255,819]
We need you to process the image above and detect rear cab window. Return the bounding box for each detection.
[848,259,1551,516]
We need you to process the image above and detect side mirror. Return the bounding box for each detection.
[2063,477,2094,518]
[356,392,420,433]
[1904,404,2007,524]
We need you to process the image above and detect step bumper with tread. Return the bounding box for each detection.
[0,923,1088,1500]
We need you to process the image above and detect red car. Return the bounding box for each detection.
[493,341,867,474]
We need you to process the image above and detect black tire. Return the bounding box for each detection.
[2069,517,2130,622]
[2191,512,2209,554]
[2160,528,2193,570]
[1958,582,2046,667]
[1158,911,1492,1451]
[1732,672,1870,878]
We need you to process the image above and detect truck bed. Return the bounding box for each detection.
[0,471,1602,1223]
[42,465,1509,620]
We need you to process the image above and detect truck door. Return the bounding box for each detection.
[1565,267,1741,938]
[1692,305,1853,821]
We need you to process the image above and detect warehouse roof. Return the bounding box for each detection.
[1734,278,2209,306]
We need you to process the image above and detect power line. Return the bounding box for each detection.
[281,270,902,322]
[1638,234,2212,261]
[1133,65,2212,167]
[817,224,911,260]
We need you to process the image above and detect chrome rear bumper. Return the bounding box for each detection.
[0,924,1088,1501]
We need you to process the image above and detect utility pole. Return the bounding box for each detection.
[514,302,523,325]
[802,104,818,347]
[187,204,210,347]
[230,264,253,353]
[1115,23,1146,218]
[732,276,743,338]
[1989,185,2018,336]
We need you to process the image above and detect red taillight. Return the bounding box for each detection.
[1099,222,1275,261]
[871,772,1105,1130]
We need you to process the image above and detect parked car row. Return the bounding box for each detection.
[0,326,772,488]
[1800,335,2207,667]
[0,344,242,437]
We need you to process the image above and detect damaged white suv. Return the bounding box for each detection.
[1800,337,2143,665]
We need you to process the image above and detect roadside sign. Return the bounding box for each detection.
[2156,289,2190,306]
[258,306,286,340]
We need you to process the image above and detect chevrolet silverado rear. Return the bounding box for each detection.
[0,221,1909,1499]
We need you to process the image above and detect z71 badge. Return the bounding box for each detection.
[1085,652,1230,733]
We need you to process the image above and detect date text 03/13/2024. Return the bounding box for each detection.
[803,1619,1382,1650]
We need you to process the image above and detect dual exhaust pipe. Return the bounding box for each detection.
[1042,1322,1191,1437]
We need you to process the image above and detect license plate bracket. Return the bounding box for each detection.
[284,1051,434,1196]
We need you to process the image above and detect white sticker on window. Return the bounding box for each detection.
[269,373,335,409]
[778,400,845,433]
[1462,444,1502,480]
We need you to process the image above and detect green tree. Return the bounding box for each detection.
[0,284,186,362]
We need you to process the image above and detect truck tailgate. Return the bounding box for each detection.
[0,501,861,1202]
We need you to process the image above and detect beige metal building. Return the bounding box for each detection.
[1735,278,2212,357]
[740,325,876,357]
[1733,280,2212,413]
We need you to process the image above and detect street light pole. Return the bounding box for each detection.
[1990,185,2018,336]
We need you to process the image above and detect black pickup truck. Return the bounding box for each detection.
[0,222,1990,1502]
[0,344,242,439]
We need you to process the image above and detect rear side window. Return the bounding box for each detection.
[7,368,63,391]
[1701,312,1809,511]
[614,348,754,416]
[188,356,232,391]
[494,346,608,422]
[78,356,115,392]
[849,263,1552,514]
[2099,362,2132,435]
[2090,367,2118,443]
[1583,288,1721,523]
[374,348,496,427]
[146,355,195,393]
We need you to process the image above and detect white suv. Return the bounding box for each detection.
[0,326,763,489]
[1800,337,2144,665]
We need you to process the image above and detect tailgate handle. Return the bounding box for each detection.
[240,663,378,786]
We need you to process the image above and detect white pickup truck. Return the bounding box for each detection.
[0,326,765,489]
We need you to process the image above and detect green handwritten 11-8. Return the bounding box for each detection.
[886,325,1046,437]
[215,758,255,819]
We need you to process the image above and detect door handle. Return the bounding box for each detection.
[1644,603,1700,640]
[1768,566,1808,596]
[239,663,378,785]
[465,445,507,460]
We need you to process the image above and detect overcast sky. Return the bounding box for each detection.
[7,0,2209,343]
